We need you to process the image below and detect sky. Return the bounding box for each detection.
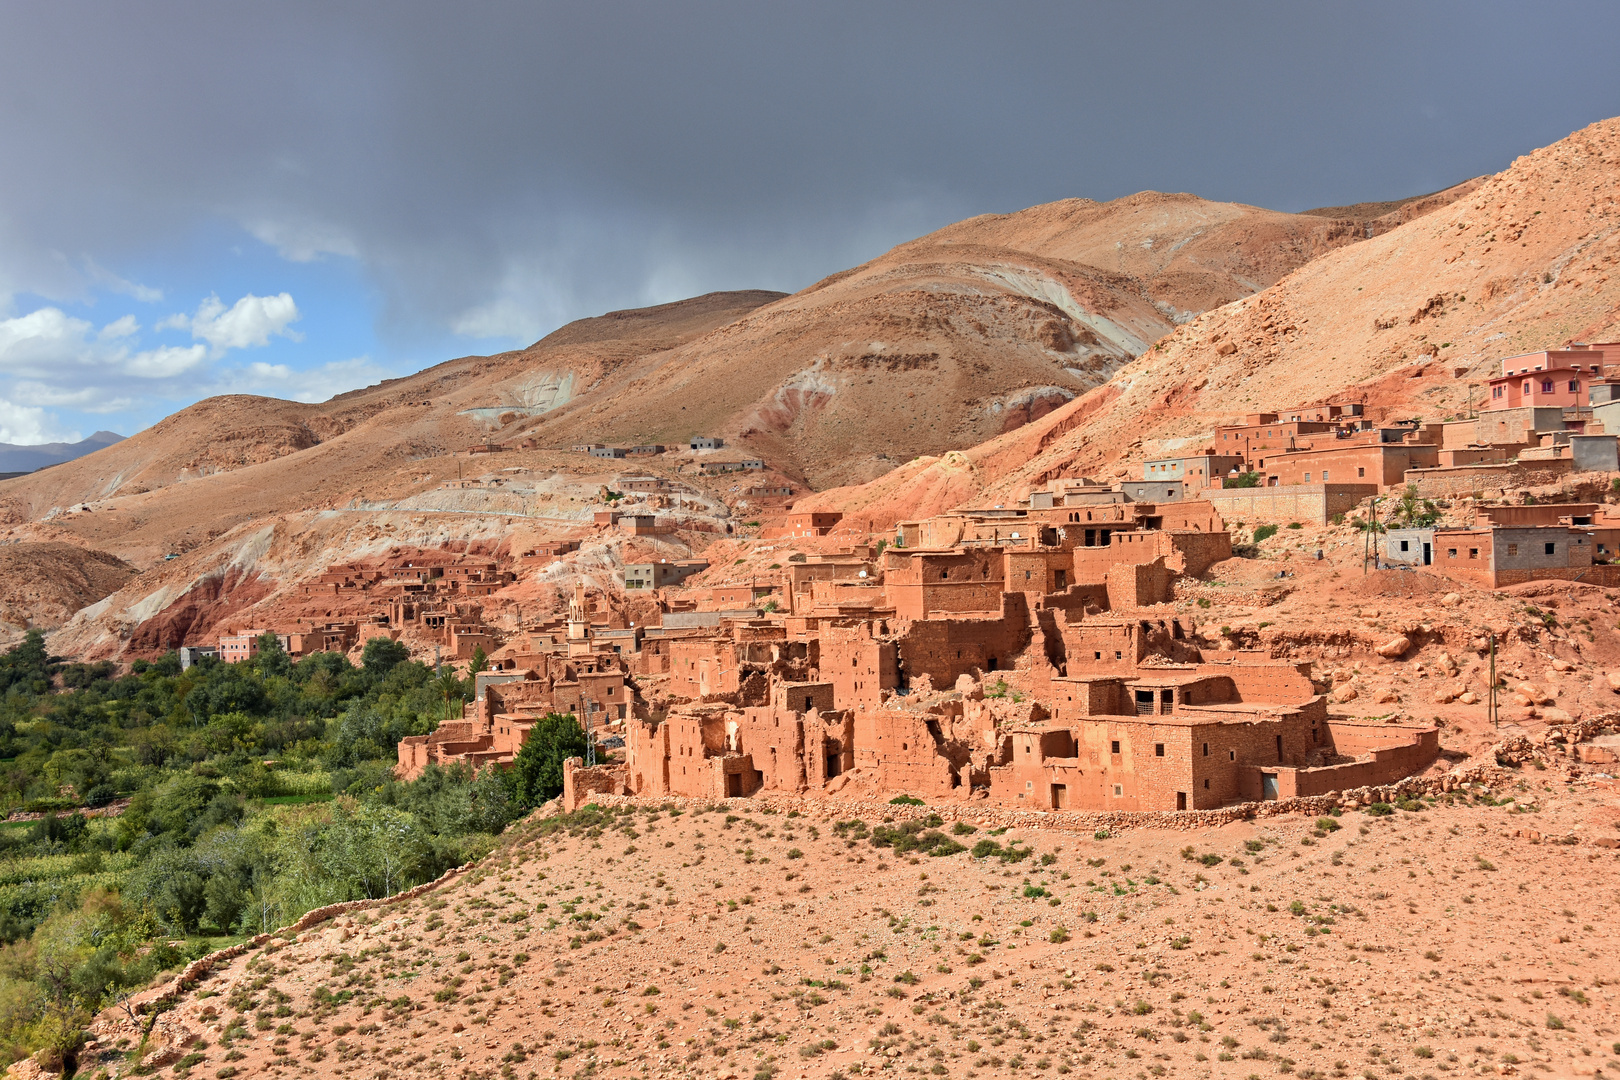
[1,2,1617,445]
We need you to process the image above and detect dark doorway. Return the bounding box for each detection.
[1134,689,1155,715]
[1176,791,1187,811]
[826,752,841,779]
[1051,784,1068,809]
[1422,542,1432,565]
[726,772,743,797]
[1275,734,1284,761]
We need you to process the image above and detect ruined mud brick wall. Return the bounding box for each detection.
[1046,676,1127,718]
[733,706,811,792]
[1404,459,1574,497]
[894,601,1029,687]
[818,624,899,709]
[1165,529,1234,577]
[1490,564,1620,587]
[1106,559,1175,608]
[1004,549,1072,594]
[1204,484,1377,525]
[882,548,1005,619]
[1194,660,1315,702]
[852,708,964,796]
[1272,723,1440,798]
[561,758,628,811]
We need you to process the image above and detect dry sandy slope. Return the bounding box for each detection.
[804,117,1620,528]
[86,783,1620,1080]
[0,541,136,646]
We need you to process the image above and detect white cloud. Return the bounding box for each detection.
[98,314,140,340]
[84,258,164,303]
[164,292,302,352]
[0,400,75,445]
[233,355,391,403]
[245,217,359,263]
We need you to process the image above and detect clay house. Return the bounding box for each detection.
[689,436,724,450]
[618,476,666,493]
[218,629,291,663]
[1141,453,1246,494]
[623,559,709,590]
[466,442,509,454]
[766,510,843,539]
[618,513,662,535]
[589,445,626,458]
[626,444,665,456]
[1485,348,1614,411]
[1265,441,1440,489]
[991,660,1435,810]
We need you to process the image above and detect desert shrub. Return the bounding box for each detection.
[1253,524,1279,543]
[888,795,924,807]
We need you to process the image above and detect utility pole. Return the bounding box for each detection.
[582,696,596,767]
[1488,632,1498,729]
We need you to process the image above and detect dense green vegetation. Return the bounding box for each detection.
[0,630,583,1067]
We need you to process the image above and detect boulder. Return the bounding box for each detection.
[1376,690,1400,704]
[1515,682,1548,704]
[1440,592,1462,607]
[1432,688,1457,704]
[1606,669,1620,693]
[1332,685,1358,703]
[1376,635,1411,659]
[1458,691,1479,705]
[1551,658,1575,672]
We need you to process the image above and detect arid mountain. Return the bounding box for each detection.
[0,430,123,475]
[0,184,1472,655]
[506,190,1466,490]
[803,118,1620,528]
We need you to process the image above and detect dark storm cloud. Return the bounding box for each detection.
[1,0,1617,345]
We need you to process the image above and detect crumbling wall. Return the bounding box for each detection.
[561,757,628,811]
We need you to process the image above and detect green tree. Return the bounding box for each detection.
[1390,484,1441,528]
[433,669,464,722]
[253,632,292,678]
[1225,471,1261,488]
[504,713,587,808]
[361,637,410,676]
[467,646,488,676]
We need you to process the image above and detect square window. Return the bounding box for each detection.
[1447,548,1457,558]
[1399,540,1409,552]
[1507,543,1518,556]
[1469,548,1479,559]
[1110,740,1120,755]
[1545,542,1557,555]
[1113,784,1123,797]
[1154,744,1165,757]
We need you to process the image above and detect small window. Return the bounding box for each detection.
[1154,744,1165,757]
[1202,742,1209,756]
[1094,650,1102,660]
[1545,542,1557,555]
[1228,749,1235,761]
[1304,472,1311,483]
[1110,740,1121,755]
[1114,650,1122,660]
[1357,466,1365,477]
[1113,784,1123,797]
[1541,379,1555,393]
[1203,779,1210,789]
[1399,540,1409,552]
[1447,548,1457,558]
[1469,548,1479,559]
[1507,543,1519,556]
[1569,380,1580,392]
[1322,470,1329,481]
[1493,386,1503,398]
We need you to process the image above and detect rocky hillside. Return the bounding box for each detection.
[0,541,136,646]
[802,117,1620,527]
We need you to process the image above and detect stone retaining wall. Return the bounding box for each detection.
[135,862,472,1015]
